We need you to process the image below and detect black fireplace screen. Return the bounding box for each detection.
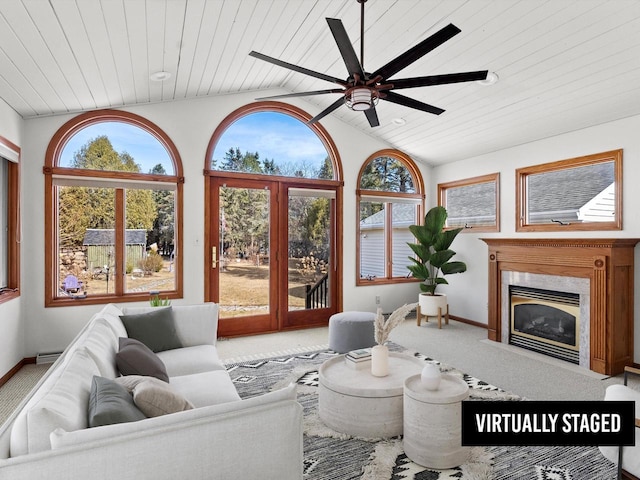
[512,303,577,348]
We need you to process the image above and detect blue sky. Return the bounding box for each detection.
[212,112,329,173]
[60,122,173,174]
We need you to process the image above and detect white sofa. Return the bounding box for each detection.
[0,303,304,480]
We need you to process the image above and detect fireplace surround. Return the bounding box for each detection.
[482,238,639,375]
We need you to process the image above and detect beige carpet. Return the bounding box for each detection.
[0,364,50,425]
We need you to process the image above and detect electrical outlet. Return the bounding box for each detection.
[375,295,381,305]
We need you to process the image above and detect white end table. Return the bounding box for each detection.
[318,352,424,437]
[403,373,470,469]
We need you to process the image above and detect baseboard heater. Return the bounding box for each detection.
[36,352,62,365]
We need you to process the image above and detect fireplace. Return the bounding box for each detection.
[509,286,580,364]
[482,238,638,375]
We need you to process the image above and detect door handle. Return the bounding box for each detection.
[211,246,217,269]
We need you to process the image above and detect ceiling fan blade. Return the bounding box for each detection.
[364,107,380,127]
[249,51,346,85]
[372,24,461,80]
[388,71,489,90]
[307,97,345,125]
[382,91,444,115]
[326,18,365,79]
[256,89,344,100]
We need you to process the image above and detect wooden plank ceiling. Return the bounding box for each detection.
[0,0,639,165]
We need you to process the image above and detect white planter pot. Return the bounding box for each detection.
[418,293,447,317]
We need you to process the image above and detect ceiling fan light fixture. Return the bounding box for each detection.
[345,87,378,111]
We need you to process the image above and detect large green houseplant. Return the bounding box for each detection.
[407,206,467,315]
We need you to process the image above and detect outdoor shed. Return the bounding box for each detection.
[83,229,147,271]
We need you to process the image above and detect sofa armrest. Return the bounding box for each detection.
[121,303,219,347]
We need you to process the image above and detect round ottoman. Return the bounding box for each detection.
[328,311,377,353]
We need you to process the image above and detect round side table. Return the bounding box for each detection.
[403,373,470,469]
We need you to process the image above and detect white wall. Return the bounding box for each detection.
[431,114,640,362]
[19,91,422,359]
[0,97,23,377]
[11,91,640,372]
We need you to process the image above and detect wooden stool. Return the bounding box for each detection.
[416,303,449,329]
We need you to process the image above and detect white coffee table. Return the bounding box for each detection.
[403,373,470,468]
[318,352,424,437]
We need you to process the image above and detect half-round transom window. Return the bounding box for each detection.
[210,111,334,179]
[359,155,416,193]
[59,122,174,175]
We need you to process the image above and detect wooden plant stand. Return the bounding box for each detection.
[416,304,449,329]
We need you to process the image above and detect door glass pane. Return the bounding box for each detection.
[219,185,270,318]
[288,192,331,311]
[125,188,176,294]
[57,185,115,297]
[359,201,386,280]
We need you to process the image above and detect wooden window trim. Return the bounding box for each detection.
[44,109,184,307]
[438,172,500,233]
[356,149,424,286]
[0,135,20,305]
[516,149,622,232]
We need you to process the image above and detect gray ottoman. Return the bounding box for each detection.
[328,311,377,353]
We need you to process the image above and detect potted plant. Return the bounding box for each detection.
[406,206,467,316]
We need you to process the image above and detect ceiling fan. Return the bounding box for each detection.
[248,0,488,127]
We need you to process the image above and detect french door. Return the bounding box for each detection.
[207,176,339,337]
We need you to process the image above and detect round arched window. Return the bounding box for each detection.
[357,149,424,285]
[44,110,183,306]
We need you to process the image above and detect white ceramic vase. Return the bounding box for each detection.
[371,344,389,377]
[420,363,441,390]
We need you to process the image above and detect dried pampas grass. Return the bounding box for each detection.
[374,302,418,345]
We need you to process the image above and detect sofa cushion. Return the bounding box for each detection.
[116,337,169,383]
[119,307,182,352]
[116,375,194,417]
[157,345,225,377]
[170,370,241,408]
[95,303,127,338]
[10,349,100,456]
[88,376,146,427]
[81,319,120,378]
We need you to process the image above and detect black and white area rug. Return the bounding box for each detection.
[224,346,617,480]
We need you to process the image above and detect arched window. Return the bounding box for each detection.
[44,110,183,306]
[204,101,343,336]
[357,150,424,285]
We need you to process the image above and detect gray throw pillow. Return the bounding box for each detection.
[88,376,146,427]
[119,307,182,352]
[116,337,170,383]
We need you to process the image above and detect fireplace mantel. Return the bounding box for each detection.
[482,238,640,375]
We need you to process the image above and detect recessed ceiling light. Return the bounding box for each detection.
[150,71,172,82]
[391,118,406,126]
[478,72,499,86]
